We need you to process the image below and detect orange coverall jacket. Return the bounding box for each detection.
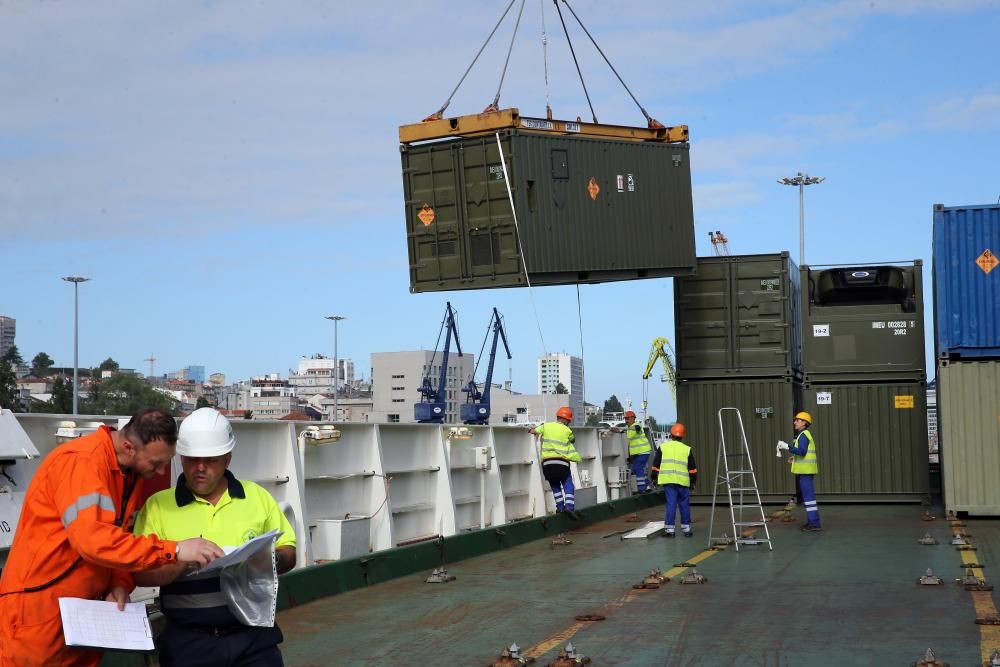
[0,426,179,667]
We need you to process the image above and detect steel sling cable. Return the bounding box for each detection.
[488,0,527,111]
[426,0,518,120]
[559,0,658,125]
[539,0,552,117]
[552,0,597,123]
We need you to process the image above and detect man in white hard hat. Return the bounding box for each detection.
[133,408,297,667]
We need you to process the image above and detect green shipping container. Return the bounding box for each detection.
[676,376,803,501]
[673,253,802,379]
[801,262,926,382]
[802,380,929,500]
[938,360,1000,516]
[400,130,695,292]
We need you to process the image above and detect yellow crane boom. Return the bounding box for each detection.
[641,337,677,418]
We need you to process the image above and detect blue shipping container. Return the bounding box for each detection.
[933,203,1000,359]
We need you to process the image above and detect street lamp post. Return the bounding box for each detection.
[62,276,91,415]
[324,315,346,422]
[778,172,825,266]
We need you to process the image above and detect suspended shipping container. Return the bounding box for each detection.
[676,376,803,501]
[400,110,695,293]
[933,203,1000,359]
[800,261,925,382]
[801,380,929,501]
[673,253,802,379]
[938,359,1000,516]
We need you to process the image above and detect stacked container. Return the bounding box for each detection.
[933,203,1000,515]
[673,252,804,501]
[800,260,929,501]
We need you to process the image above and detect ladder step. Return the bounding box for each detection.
[728,487,758,492]
[733,521,767,527]
[727,470,755,475]
[731,505,764,510]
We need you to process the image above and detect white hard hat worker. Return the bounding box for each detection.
[177,407,236,457]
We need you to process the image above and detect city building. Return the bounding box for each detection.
[288,354,355,398]
[0,316,15,360]
[489,388,576,427]
[307,393,374,423]
[209,372,226,386]
[536,353,585,425]
[371,351,474,424]
[221,374,297,420]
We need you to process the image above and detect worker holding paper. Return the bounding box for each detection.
[134,408,297,667]
[0,408,223,667]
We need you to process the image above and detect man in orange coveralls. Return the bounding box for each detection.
[0,408,225,667]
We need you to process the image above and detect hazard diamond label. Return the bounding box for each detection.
[417,204,435,227]
[587,177,600,201]
[976,249,997,274]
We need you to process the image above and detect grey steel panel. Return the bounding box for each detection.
[402,131,696,293]
[801,262,926,381]
[676,377,803,499]
[938,360,1000,515]
[802,380,929,498]
[674,253,802,379]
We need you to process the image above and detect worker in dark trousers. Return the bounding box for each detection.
[651,423,698,537]
[778,411,822,532]
[530,406,582,520]
[612,410,653,493]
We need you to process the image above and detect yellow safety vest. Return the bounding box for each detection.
[790,429,818,475]
[538,422,581,463]
[626,424,652,456]
[656,439,691,487]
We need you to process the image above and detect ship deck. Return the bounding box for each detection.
[276,502,999,666]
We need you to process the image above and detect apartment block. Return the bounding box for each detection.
[371,351,474,424]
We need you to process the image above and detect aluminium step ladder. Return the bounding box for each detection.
[707,407,773,552]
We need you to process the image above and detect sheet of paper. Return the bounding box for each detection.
[58,598,153,651]
[185,529,281,577]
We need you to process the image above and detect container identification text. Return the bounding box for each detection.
[813,324,830,337]
[816,392,832,405]
[521,118,554,131]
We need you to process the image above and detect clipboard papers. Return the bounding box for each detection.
[58,598,154,651]
[182,529,282,578]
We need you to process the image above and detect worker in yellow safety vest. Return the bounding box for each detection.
[650,423,698,537]
[778,411,821,532]
[133,408,297,666]
[611,410,653,492]
[530,406,582,520]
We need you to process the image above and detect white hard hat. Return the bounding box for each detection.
[177,408,236,457]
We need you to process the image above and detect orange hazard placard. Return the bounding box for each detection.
[417,204,436,227]
[587,177,600,201]
[976,249,997,275]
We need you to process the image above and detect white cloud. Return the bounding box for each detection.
[925,91,1000,131]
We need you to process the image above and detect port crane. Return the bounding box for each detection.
[641,337,677,424]
[461,308,511,425]
[415,302,463,423]
[709,230,730,256]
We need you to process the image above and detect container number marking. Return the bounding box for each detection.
[813,324,830,337]
[755,407,774,419]
[522,118,554,130]
[565,122,581,133]
[894,395,914,409]
[760,278,780,292]
[816,392,832,405]
[489,165,506,181]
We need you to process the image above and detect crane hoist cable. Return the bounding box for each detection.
[485,0,528,113]
[551,0,596,123]
[539,0,552,119]
[424,0,519,121]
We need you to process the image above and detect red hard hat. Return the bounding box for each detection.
[556,406,573,421]
[670,422,686,439]
[624,410,636,419]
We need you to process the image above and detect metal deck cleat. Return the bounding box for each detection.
[917,532,938,545]
[959,568,993,591]
[546,642,591,666]
[912,647,949,666]
[551,533,573,547]
[950,532,969,546]
[921,510,936,522]
[986,648,1000,666]
[633,568,668,589]
[425,567,455,583]
[491,643,535,666]
[918,568,943,585]
[679,568,707,584]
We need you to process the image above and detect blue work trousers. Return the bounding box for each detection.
[797,474,821,527]
[630,453,650,491]
[663,484,691,533]
[543,461,575,511]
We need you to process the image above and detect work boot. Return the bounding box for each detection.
[683,531,693,538]
[800,524,822,532]
[565,509,580,521]
[662,530,675,538]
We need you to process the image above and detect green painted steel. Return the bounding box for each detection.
[401,130,695,292]
[276,504,991,666]
[939,359,1000,515]
[674,253,803,379]
[676,376,803,500]
[801,261,926,382]
[802,380,930,499]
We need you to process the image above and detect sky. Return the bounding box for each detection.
[2,0,998,423]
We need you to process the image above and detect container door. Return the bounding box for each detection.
[732,255,797,375]
[674,260,733,377]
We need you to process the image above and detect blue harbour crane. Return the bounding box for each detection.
[461,308,511,425]
[415,302,463,423]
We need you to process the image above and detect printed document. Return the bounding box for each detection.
[185,529,282,577]
[58,598,154,651]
